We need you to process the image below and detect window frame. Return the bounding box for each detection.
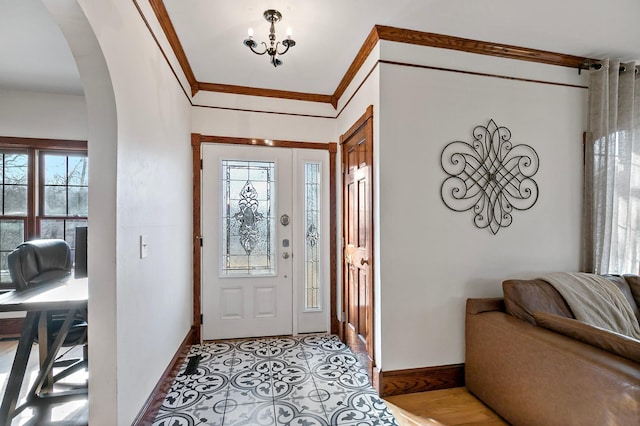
[0,137,87,290]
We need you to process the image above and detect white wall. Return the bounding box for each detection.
[192,103,336,143]
[83,2,193,424]
[376,43,587,370]
[47,1,194,424]
[0,88,86,140]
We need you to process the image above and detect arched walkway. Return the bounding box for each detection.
[42,0,118,423]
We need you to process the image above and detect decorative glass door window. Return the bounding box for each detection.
[221,160,276,275]
[304,162,321,310]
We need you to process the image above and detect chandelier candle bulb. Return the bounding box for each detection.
[247,27,254,38]
[287,27,292,38]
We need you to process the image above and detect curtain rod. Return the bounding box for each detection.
[581,60,639,74]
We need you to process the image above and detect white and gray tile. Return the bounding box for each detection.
[154,335,398,426]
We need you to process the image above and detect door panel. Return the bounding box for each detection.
[202,145,292,340]
[221,288,243,319]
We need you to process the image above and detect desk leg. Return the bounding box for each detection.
[0,311,39,424]
[27,308,78,400]
[38,311,53,393]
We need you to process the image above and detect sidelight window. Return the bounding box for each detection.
[304,162,321,310]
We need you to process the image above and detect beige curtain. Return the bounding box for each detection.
[583,59,640,274]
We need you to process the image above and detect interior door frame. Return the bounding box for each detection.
[191,134,338,342]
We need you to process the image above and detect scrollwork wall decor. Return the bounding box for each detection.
[440,119,539,234]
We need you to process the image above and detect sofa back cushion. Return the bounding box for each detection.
[623,275,640,313]
[603,274,640,320]
[503,279,574,324]
[503,274,640,325]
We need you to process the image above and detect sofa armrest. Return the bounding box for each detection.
[534,311,640,363]
[466,297,505,315]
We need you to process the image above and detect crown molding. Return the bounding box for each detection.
[148,0,198,96]
[146,2,593,108]
[332,26,381,108]
[197,82,333,105]
[375,25,590,69]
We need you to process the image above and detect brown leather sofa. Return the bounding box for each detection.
[465,275,640,426]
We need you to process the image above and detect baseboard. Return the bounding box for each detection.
[132,326,198,425]
[372,365,381,394]
[378,363,465,397]
[0,317,24,339]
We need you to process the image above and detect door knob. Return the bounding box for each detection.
[360,258,369,265]
[282,252,290,259]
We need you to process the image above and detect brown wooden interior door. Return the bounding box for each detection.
[341,107,374,376]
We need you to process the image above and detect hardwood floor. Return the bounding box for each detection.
[0,339,88,425]
[384,387,509,426]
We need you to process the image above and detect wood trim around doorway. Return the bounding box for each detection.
[191,134,202,341]
[339,105,376,385]
[191,134,339,339]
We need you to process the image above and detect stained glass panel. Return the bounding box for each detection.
[221,160,275,275]
[304,163,321,310]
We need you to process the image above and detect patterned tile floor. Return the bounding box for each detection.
[153,334,398,426]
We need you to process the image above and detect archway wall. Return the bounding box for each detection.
[44,1,194,424]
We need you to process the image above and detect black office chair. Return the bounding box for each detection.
[7,239,88,381]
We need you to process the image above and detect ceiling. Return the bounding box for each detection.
[2,0,640,97]
[0,0,82,95]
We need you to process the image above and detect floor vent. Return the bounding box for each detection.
[183,354,202,375]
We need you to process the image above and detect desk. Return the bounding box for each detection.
[0,277,88,424]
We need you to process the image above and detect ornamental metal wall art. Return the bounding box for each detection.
[440,119,539,235]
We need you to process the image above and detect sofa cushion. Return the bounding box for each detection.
[503,279,573,324]
[533,311,640,363]
[603,274,640,321]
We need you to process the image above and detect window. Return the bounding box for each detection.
[304,162,321,310]
[0,138,88,288]
[0,151,28,284]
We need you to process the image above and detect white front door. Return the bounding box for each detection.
[201,144,329,340]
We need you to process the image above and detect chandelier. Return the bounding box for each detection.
[243,9,296,67]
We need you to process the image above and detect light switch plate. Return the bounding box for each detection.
[140,235,148,259]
